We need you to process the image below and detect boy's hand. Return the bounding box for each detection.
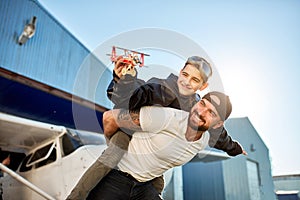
[2,155,10,166]
[113,56,130,78]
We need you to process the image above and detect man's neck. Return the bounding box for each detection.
[185,126,205,142]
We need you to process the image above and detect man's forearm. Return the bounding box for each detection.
[117,109,141,131]
[103,109,142,138]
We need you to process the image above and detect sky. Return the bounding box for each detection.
[38,0,300,176]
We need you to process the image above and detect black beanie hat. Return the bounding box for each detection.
[202,91,232,120]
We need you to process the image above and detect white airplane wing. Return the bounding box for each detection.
[0,112,65,153]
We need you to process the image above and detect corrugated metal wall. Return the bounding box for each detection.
[222,155,250,200]
[273,175,300,194]
[224,117,276,200]
[183,162,225,200]
[0,0,112,108]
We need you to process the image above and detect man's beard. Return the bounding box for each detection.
[188,113,209,131]
[197,125,208,132]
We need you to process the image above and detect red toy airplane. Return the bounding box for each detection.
[107,46,150,76]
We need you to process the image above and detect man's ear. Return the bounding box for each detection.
[212,121,224,129]
[199,82,208,91]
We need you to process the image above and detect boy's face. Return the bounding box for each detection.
[177,64,206,96]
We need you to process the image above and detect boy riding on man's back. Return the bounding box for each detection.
[67,55,246,200]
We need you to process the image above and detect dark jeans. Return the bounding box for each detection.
[87,169,162,200]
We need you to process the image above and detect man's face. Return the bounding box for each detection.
[177,64,205,96]
[188,99,222,131]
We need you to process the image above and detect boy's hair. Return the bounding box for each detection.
[184,56,212,83]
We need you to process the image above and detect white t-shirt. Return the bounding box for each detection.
[117,106,210,182]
